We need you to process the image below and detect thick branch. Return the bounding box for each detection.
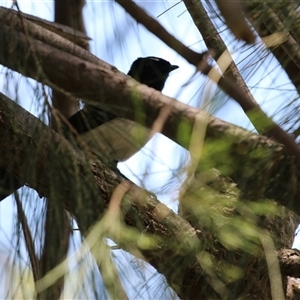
[0,92,198,240]
[0,92,204,296]
[0,7,102,70]
[1,7,89,48]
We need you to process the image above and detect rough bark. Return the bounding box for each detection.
[0,92,206,298]
[1,89,300,298]
[278,249,300,278]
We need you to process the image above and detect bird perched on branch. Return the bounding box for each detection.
[0,57,178,200]
[68,56,178,165]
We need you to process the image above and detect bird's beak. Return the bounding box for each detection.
[169,65,179,72]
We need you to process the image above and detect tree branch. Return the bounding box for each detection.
[1,6,89,48]
[0,92,205,297]
[214,0,255,44]
[0,7,101,70]
[183,0,257,105]
[116,0,300,160]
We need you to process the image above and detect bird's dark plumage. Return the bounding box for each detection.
[68,57,178,134]
[0,57,178,200]
[128,56,178,91]
[67,56,178,163]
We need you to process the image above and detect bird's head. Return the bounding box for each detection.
[127,56,179,92]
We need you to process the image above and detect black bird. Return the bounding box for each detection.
[128,56,179,92]
[68,56,178,164]
[0,57,178,200]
